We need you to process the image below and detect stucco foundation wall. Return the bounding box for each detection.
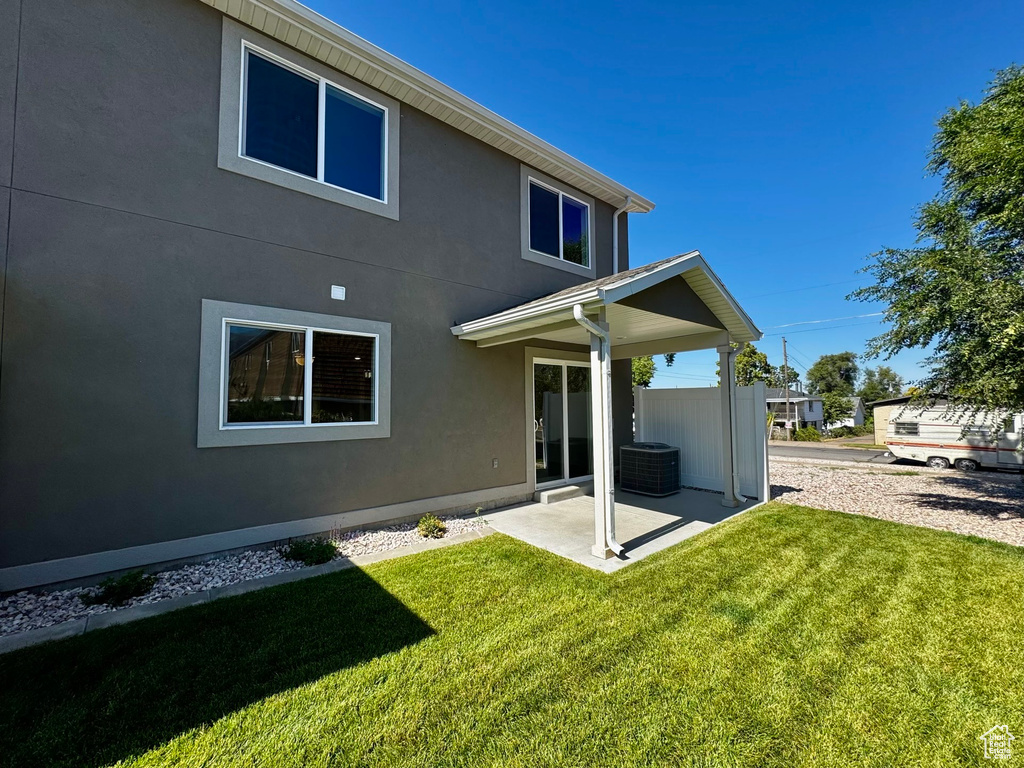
[0,0,627,570]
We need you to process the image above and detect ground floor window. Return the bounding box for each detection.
[225,324,376,426]
[199,300,390,447]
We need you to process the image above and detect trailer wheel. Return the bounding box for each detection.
[926,456,951,469]
[954,458,979,472]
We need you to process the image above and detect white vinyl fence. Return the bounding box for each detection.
[634,381,769,501]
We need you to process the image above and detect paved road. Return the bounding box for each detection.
[768,443,899,464]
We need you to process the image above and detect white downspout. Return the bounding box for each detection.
[573,304,624,557]
[612,196,632,273]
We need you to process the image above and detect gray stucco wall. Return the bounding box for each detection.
[0,0,17,189]
[0,0,632,569]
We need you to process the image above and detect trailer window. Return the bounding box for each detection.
[894,422,918,436]
[1004,417,1016,433]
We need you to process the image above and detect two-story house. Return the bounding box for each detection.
[0,0,760,589]
[766,388,824,430]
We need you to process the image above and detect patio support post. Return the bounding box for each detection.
[718,343,740,508]
[576,305,622,559]
[590,327,610,557]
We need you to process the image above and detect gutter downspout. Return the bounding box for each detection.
[573,304,624,557]
[612,196,632,273]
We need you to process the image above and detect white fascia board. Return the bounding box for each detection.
[451,290,604,338]
[600,250,762,344]
[683,258,763,342]
[206,0,654,212]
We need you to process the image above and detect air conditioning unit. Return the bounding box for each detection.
[620,442,681,497]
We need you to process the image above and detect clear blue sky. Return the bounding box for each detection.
[309,0,1022,390]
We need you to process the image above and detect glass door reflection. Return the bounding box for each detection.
[534,361,592,487]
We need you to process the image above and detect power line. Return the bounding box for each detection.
[764,319,883,337]
[656,371,719,382]
[742,277,865,300]
[767,312,884,329]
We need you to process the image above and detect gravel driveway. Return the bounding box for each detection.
[771,460,1024,548]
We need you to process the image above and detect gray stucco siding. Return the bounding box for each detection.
[0,187,8,339]
[10,0,619,304]
[0,191,537,567]
[0,0,18,188]
[0,0,631,573]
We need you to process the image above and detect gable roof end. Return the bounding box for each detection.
[199,0,654,212]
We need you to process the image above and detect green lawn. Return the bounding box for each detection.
[2,503,1022,767]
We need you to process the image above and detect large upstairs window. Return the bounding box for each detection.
[218,21,400,219]
[242,48,386,201]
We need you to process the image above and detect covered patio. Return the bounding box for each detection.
[481,486,760,572]
[452,250,764,563]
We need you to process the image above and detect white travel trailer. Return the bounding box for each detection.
[885,407,1024,471]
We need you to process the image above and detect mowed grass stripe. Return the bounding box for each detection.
[0,503,1021,767]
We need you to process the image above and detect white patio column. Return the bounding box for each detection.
[718,343,740,508]
[574,304,622,560]
[590,328,608,557]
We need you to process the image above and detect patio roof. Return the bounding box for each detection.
[450,251,762,355]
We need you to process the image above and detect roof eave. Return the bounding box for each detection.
[203,0,655,212]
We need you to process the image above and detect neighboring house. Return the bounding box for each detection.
[765,389,823,430]
[831,396,866,429]
[0,0,760,588]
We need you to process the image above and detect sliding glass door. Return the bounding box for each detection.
[534,361,593,488]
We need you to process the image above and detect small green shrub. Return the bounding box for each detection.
[279,537,337,566]
[852,424,874,437]
[81,570,157,607]
[417,514,447,539]
[793,426,823,442]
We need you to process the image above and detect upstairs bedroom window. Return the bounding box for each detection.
[528,180,590,267]
[218,20,400,219]
[242,49,386,201]
[520,167,597,278]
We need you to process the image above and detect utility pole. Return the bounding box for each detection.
[782,337,791,440]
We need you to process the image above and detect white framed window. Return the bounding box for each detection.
[199,300,391,447]
[520,166,597,278]
[894,422,918,436]
[218,19,400,220]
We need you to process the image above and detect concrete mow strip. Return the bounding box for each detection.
[0,529,493,656]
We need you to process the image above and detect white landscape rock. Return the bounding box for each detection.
[771,461,1024,547]
[0,514,488,638]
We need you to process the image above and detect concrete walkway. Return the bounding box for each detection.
[481,487,760,573]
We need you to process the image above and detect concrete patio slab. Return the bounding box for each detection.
[481,487,761,572]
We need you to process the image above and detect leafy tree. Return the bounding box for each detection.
[715,343,774,386]
[631,354,675,388]
[857,366,904,403]
[734,344,775,386]
[852,65,1024,411]
[632,356,656,388]
[770,364,800,390]
[806,352,858,395]
[821,391,853,430]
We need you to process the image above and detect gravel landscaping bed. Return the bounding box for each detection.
[0,515,487,638]
[772,461,1024,547]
